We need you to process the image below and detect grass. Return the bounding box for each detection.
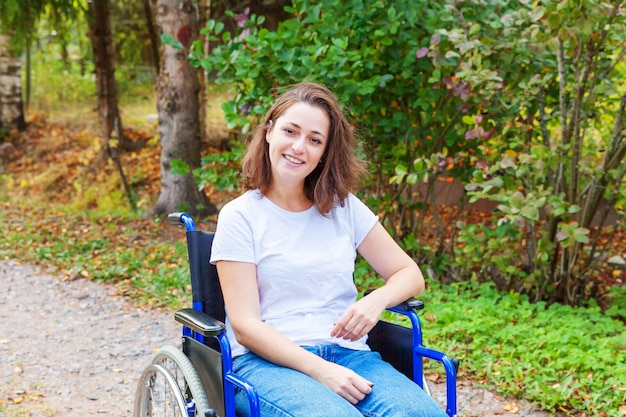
[0,199,193,309]
[354,260,626,416]
[418,282,626,415]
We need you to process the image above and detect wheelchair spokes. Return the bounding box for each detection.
[134,364,188,417]
[149,345,211,417]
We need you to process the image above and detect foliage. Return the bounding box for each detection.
[353,258,626,416]
[415,280,626,416]
[427,0,626,304]
[192,0,481,258]
[194,0,626,306]
[0,0,83,53]
[196,140,245,193]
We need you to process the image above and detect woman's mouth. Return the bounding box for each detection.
[284,154,304,165]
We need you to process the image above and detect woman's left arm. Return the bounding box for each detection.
[330,222,425,341]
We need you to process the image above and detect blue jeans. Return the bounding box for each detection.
[232,344,448,417]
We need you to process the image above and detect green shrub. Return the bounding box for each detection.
[192,0,480,248]
[428,0,626,304]
[193,0,625,307]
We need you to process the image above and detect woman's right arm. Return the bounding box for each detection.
[216,260,373,404]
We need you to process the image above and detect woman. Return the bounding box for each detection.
[210,82,447,417]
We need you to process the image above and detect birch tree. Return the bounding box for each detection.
[0,34,25,134]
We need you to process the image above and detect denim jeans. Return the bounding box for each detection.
[232,344,448,417]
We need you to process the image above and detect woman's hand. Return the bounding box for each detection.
[312,361,373,404]
[330,295,385,342]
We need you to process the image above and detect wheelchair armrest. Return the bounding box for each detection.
[175,308,225,337]
[364,289,425,311]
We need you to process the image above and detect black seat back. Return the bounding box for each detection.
[367,320,414,380]
[186,230,225,322]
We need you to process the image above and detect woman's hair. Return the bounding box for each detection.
[241,81,367,215]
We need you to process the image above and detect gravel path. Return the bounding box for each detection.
[0,260,551,417]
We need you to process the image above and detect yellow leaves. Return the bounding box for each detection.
[503,402,520,414]
[619,404,626,415]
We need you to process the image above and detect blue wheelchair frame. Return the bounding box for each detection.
[171,212,458,417]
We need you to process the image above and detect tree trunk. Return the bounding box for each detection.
[87,0,126,154]
[197,0,210,144]
[141,0,161,75]
[0,34,26,133]
[150,0,216,217]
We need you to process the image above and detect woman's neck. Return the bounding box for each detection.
[265,185,312,212]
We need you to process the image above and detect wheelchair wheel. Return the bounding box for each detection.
[150,345,211,416]
[134,364,188,417]
[422,374,432,397]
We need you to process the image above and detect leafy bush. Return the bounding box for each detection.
[193,0,625,306]
[192,0,480,252]
[425,0,626,304]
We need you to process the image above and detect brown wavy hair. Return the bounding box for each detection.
[241,82,367,215]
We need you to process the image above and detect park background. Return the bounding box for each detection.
[1,0,625,416]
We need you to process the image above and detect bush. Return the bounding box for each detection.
[193,0,481,259]
[193,0,626,306]
[427,0,626,304]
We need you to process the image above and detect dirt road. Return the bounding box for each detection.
[0,260,551,416]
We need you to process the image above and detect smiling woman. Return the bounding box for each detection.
[264,102,329,211]
[209,82,448,417]
[239,82,368,216]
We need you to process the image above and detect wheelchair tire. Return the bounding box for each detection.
[422,374,432,397]
[134,363,188,417]
[150,345,211,416]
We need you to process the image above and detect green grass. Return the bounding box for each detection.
[355,260,626,416]
[0,199,192,309]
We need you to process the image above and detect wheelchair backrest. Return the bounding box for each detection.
[186,230,225,322]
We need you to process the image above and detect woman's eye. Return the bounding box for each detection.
[311,138,322,144]
[284,128,295,135]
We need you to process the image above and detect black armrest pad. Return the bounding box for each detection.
[175,308,225,337]
[364,289,425,311]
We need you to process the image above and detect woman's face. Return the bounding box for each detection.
[266,102,330,189]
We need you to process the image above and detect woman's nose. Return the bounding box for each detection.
[291,137,305,154]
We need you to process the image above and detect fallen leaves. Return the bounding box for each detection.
[503,402,520,414]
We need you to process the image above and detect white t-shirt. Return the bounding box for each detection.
[210,189,379,357]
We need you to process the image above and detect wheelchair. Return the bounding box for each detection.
[134,212,459,417]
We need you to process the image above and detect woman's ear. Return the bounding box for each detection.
[265,119,273,143]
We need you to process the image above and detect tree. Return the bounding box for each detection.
[0,34,26,135]
[150,0,216,217]
[86,0,127,155]
[0,0,80,134]
[0,0,35,135]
